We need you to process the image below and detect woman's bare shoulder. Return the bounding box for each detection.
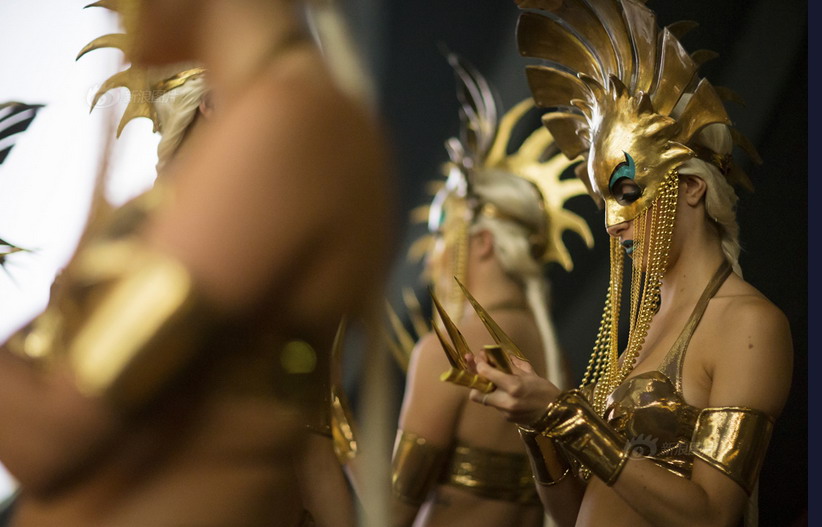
[712,274,790,334]
[704,274,793,416]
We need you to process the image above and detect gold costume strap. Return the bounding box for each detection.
[392,430,448,505]
[659,260,732,394]
[532,389,629,486]
[442,440,540,504]
[691,407,774,495]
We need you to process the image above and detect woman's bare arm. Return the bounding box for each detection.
[0,49,392,496]
[474,298,792,527]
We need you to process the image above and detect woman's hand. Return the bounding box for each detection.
[466,351,561,426]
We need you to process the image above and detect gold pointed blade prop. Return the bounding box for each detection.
[454,277,528,361]
[431,322,461,370]
[429,288,472,367]
[483,345,513,374]
[429,288,495,393]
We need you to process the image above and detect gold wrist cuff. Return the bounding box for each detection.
[392,430,448,505]
[518,401,559,435]
[691,407,774,495]
[518,426,571,486]
[542,389,628,486]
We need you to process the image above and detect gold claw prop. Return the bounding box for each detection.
[454,277,528,362]
[429,288,495,393]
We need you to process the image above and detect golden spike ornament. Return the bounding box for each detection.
[78,1,205,136]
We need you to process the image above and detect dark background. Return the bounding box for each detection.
[341,1,808,524]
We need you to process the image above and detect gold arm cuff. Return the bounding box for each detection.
[392,430,448,505]
[330,387,358,464]
[65,239,210,411]
[518,426,571,486]
[691,407,774,495]
[542,389,628,486]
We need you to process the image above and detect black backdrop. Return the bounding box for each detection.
[340,1,808,524]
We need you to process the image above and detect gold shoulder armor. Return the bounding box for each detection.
[691,407,774,495]
[9,237,212,412]
[392,429,448,505]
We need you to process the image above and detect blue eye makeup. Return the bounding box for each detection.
[609,152,637,190]
[609,152,642,205]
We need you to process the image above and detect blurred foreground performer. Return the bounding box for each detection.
[465,1,793,526]
[390,55,592,527]
[0,0,393,526]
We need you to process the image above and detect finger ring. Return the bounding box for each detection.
[481,393,489,406]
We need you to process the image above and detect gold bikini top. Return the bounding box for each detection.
[605,261,731,477]
[601,261,732,479]
[598,261,773,503]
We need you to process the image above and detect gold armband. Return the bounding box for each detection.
[392,430,448,505]
[691,407,774,495]
[538,389,628,486]
[8,237,212,412]
[517,426,571,486]
[67,239,210,410]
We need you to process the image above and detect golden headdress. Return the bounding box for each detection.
[516,0,758,227]
[77,0,205,137]
[515,0,760,415]
[408,54,593,318]
[384,55,593,370]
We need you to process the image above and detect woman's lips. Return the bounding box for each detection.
[621,240,634,255]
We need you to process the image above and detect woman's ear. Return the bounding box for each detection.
[472,229,495,260]
[680,174,708,207]
[198,91,214,119]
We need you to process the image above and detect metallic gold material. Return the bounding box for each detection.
[583,169,679,415]
[484,345,513,374]
[595,260,740,484]
[455,277,528,362]
[430,289,495,394]
[412,54,593,322]
[605,371,700,479]
[442,440,541,503]
[691,408,773,495]
[5,226,211,411]
[392,430,448,505]
[64,238,207,409]
[518,427,571,487]
[330,388,357,462]
[515,0,759,227]
[538,389,629,485]
[78,2,206,136]
[329,318,357,463]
